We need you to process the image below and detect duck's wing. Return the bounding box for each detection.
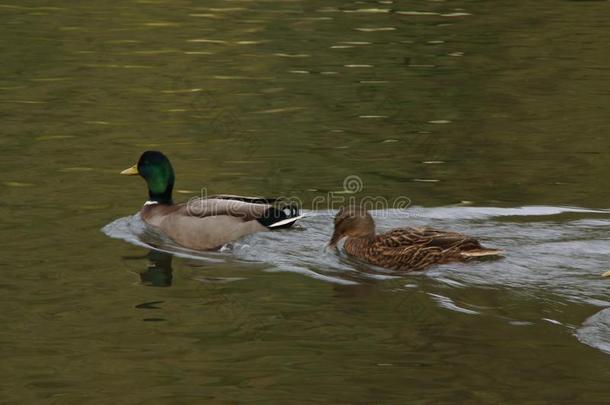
[383,227,504,258]
[380,227,483,250]
[207,195,304,227]
[181,197,271,221]
[180,197,302,229]
[208,194,278,205]
[344,234,442,272]
[356,228,499,271]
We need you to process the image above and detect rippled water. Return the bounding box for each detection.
[2,0,610,402]
[104,205,610,351]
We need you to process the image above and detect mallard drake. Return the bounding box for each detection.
[121,151,301,250]
[330,207,503,271]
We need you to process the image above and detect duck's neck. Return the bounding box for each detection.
[145,176,174,205]
[344,234,376,252]
[355,234,375,244]
[354,226,376,241]
[148,187,173,205]
[347,232,375,244]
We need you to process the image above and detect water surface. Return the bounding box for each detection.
[1,0,609,402]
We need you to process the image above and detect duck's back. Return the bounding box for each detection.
[344,227,497,271]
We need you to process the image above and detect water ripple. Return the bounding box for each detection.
[102,205,610,354]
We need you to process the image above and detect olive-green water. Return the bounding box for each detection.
[2,0,610,403]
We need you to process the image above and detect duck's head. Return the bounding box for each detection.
[121,151,175,204]
[329,207,376,247]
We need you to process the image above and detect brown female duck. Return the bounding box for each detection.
[121,151,301,250]
[330,207,503,271]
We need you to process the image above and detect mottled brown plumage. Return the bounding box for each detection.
[330,207,503,271]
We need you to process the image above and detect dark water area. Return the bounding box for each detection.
[1,1,609,403]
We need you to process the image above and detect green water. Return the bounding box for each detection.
[1,0,610,403]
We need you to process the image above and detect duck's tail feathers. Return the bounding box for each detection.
[257,205,303,229]
[461,248,504,258]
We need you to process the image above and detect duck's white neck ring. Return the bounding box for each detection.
[143,200,159,206]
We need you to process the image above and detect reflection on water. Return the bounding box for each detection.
[123,250,174,287]
[2,0,610,401]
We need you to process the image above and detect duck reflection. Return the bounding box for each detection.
[123,249,174,287]
[142,250,174,287]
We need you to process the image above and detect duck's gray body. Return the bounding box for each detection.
[141,196,286,250]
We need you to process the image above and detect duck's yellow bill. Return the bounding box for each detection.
[120,165,139,175]
[602,270,610,278]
